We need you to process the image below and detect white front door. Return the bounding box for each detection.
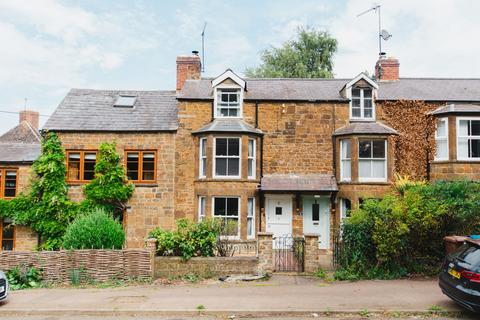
[303,196,330,249]
[266,195,292,238]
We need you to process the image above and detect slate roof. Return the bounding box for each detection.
[261,174,338,192]
[430,103,480,115]
[333,122,398,136]
[0,121,41,144]
[193,118,263,135]
[0,143,41,163]
[178,78,480,102]
[44,89,178,132]
[0,121,41,163]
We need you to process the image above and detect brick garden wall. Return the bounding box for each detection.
[0,249,152,283]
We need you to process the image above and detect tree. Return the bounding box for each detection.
[245,26,337,78]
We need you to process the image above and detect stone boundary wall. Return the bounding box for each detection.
[0,249,152,283]
[154,256,259,278]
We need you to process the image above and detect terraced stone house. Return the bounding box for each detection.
[3,53,480,263]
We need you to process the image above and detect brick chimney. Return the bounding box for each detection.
[176,51,201,91]
[375,55,400,81]
[19,110,39,130]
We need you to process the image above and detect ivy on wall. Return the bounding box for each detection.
[380,100,438,180]
[0,133,134,250]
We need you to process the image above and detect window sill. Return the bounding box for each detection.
[196,178,260,183]
[131,183,158,187]
[349,118,375,123]
[432,159,480,164]
[339,181,390,185]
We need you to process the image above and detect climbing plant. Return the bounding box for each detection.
[0,132,77,249]
[83,142,134,218]
[0,136,135,250]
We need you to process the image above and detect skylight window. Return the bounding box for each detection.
[114,95,136,107]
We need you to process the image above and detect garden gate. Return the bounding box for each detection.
[273,235,305,272]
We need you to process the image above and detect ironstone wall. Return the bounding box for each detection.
[0,249,152,283]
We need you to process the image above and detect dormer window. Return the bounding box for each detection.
[344,73,378,121]
[216,89,241,117]
[351,87,373,120]
[114,95,136,107]
[212,69,246,119]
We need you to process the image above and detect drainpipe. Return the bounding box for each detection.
[332,104,337,179]
[211,101,215,122]
[255,101,259,128]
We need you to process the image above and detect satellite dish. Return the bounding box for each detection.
[380,29,392,41]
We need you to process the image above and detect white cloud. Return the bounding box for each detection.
[331,0,480,78]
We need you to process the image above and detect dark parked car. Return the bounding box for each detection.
[439,239,480,312]
[0,271,8,301]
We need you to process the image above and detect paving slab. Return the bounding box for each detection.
[0,275,464,317]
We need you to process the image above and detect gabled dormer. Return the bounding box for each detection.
[342,73,378,122]
[212,69,246,118]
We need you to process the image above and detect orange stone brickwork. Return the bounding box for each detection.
[57,132,176,248]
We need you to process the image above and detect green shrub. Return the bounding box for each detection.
[63,208,125,249]
[336,180,480,279]
[6,265,42,290]
[148,218,220,260]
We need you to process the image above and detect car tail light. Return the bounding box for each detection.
[461,270,480,283]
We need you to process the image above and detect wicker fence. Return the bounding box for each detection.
[0,249,152,283]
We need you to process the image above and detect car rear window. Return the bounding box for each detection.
[452,242,480,272]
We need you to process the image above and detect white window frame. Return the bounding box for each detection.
[247,139,256,179]
[358,139,387,183]
[199,137,207,178]
[349,87,375,121]
[213,86,243,118]
[212,196,240,239]
[213,137,241,179]
[247,197,255,239]
[434,118,449,161]
[340,139,351,182]
[339,198,351,221]
[456,117,480,161]
[198,196,206,221]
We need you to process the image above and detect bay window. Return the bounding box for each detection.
[247,198,255,239]
[248,139,256,179]
[213,197,240,237]
[198,196,206,222]
[214,138,240,178]
[358,139,387,181]
[199,138,207,178]
[435,118,448,160]
[457,118,480,160]
[350,87,374,120]
[340,139,351,181]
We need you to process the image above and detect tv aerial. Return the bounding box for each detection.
[201,22,207,73]
[357,4,392,57]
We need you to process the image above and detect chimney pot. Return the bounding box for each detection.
[19,110,39,130]
[176,53,201,91]
[375,56,400,81]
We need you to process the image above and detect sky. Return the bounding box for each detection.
[0,0,480,134]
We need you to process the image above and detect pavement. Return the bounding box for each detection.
[0,275,469,318]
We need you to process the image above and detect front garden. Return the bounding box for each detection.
[335,176,480,280]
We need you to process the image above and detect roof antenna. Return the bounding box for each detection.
[357,4,392,57]
[24,98,27,111]
[201,22,207,73]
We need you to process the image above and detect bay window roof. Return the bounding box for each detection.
[192,118,263,135]
[430,103,480,116]
[333,122,398,136]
